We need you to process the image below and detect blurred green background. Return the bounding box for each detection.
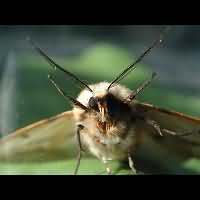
[1,25,200,174]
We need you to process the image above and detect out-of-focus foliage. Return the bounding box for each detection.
[0,159,133,175]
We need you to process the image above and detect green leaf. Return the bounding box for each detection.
[0,158,134,175]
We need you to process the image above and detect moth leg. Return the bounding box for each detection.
[128,153,137,175]
[106,167,112,175]
[74,124,84,175]
[143,117,195,137]
[162,129,199,137]
[143,118,190,137]
[96,170,107,175]
[144,118,163,136]
[95,161,111,175]
[102,157,112,175]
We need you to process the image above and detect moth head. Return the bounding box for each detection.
[75,82,132,123]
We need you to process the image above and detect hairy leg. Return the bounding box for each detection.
[128,153,137,175]
[74,125,84,175]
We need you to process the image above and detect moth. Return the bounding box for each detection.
[1,29,200,175]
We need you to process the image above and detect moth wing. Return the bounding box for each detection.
[0,111,76,162]
[134,102,200,166]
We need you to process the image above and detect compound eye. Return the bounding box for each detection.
[107,95,122,117]
[88,97,99,112]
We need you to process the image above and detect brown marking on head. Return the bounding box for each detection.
[78,112,88,122]
[97,121,107,135]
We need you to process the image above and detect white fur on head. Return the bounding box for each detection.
[76,82,132,108]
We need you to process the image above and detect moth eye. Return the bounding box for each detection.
[107,96,119,117]
[88,97,99,112]
[77,124,84,130]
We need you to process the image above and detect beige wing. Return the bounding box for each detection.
[134,102,200,170]
[0,111,76,162]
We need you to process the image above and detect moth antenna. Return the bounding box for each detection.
[27,37,93,93]
[48,74,89,111]
[107,26,171,91]
[126,72,157,103]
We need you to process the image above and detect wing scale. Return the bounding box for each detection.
[0,111,76,162]
[134,102,200,169]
